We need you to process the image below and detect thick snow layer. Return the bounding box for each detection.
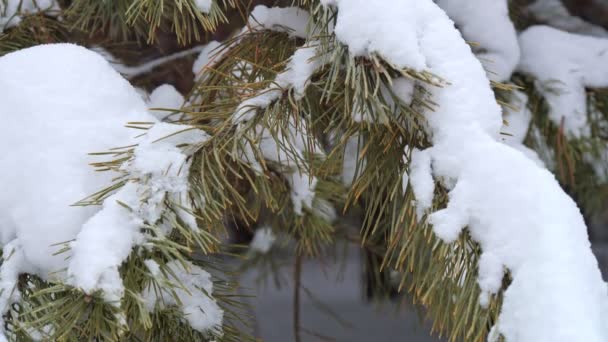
[528,0,608,38]
[0,43,151,335]
[0,0,58,32]
[143,260,223,334]
[518,25,608,138]
[68,183,142,302]
[0,44,215,336]
[231,6,319,124]
[0,43,151,278]
[250,226,276,254]
[225,7,324,215]
[322,0,425,71]
[436,0,519,82]
[327,1,608,341]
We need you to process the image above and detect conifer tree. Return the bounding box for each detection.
[1,1,608,341]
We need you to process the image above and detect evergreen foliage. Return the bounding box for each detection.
[0,1,607,341]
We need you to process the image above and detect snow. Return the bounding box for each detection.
[326,1,608,341]
[93,45,205,79]
[68,183,142,302]
[518,25,608,138]
[0,43,151,277]
[221,6,325,215]
[0,43,150,335]
[248,5,310,39]
[500,90,545,167]
[233,43,320,123]
[436,0,519,82]
[69,122,208,300]
[142,260,223,335]
[132,123,208,230]
[322,0,426,71]
[250,226,276,254]
[148,84,184,120]
[584,146,608,183]
[0,0,58,32]
[0,44,216,337]
[243,118,320,216]
[191,6,310,83]
[194,0,212,13]
[192,41,222,80]
[408,148,434,218]
[527,0,608,38]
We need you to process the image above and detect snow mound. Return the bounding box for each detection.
[148,84,185,120]
[0,44,216,338]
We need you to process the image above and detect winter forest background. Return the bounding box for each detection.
[2,0,608,341]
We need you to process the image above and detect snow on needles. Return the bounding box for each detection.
[325,1,608,341]
[69,123,209,300]
[0,0,58,32]
[224,6,324,215]
[0,44,218,337]
[232,42,320,123]
[143,260,223,335]
[191,5,310,82]
[518,25,608,138]
[436,0,520,82]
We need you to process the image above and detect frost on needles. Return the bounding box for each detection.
[324,0,608,341]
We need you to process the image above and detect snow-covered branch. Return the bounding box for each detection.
[518,25,608,138]
[325,0,608,340]
[0,44,221,339]
[437,0,520,82]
